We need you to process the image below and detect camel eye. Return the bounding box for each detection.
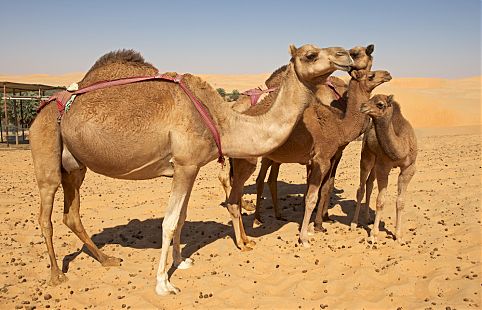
[368,74,375,80]
[376,102,384,109]
[306,53,317,61]
[350,51,359,58]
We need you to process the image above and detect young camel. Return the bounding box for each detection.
[220,45,374,216]
[352,94,417,243]
[254,45,375,225]
[30,46,351,295]
[230,68,391,247]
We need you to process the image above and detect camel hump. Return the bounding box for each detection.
[88,49,156,73]
[265,65,288,88]
[79,49,159,88]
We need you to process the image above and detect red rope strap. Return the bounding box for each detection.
[241,87,277,106]
[325,77,343,100]
[38,73,224,164]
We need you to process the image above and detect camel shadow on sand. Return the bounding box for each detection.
[62,181,390,273]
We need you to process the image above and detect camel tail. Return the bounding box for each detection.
[30,102,63,197]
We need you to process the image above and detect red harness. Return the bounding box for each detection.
[325,77,343,100]
[241,87,277,106]
[37,74,225,164]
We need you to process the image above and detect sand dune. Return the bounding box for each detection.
[0,72,480,128]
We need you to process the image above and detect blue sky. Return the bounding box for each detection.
[1,0,480,78]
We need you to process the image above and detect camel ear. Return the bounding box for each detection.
[366,44,374,56]
[350,70,363,80]
[289,44,298,57]
[387,94,394,105]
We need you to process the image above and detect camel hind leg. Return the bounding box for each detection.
[364,168,376,225]
[228,158,257,250]
[254,158,272,225]
[61,167,122,267]
[218,158,255,211]
[29,103,65,285]
[370,164,391,243]
[267,162,284,220]
[351,148,375,230]
[394,163,416,243]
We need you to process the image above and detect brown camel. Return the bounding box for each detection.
[218,46,368,212]
[254,45,375,225]
[29,45,351,295]
[352,94,417,243]
[230,65,390,247]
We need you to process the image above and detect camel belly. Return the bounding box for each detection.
[64,137,174,179]
[60,117,174,179]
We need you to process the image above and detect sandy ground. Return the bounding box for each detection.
[0,125,480,309]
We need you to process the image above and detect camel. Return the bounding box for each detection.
[29,45,352,295]
[230,65,390,247]
[220,45,374,215]
[253,45,375,225]
[217,46,369,212]
[352,94,417,243]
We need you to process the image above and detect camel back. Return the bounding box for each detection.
[79,49,159,88]
[389,100,413,136]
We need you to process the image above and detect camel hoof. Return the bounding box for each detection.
[241,200,255,212]
[49,272,68,286]
[314,224,327,233]
[253,217,264,227]
[155,278,180,296]
[245,240,256,247]
[322,215,334,223]
[101,256,123,267]
[175,258,194,270]
[350,222,358,230]
[369,235,378,245]
[240,245,254,252]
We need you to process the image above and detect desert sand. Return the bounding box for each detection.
[1,72,480,129]
[0,72,481,309]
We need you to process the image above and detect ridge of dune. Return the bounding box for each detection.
[0,72,479,128]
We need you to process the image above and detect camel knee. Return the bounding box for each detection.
[356,184,365,201]
[227,203,241,218]
[375,201,384,211]
[304,198,317,212]
[38,219,53,236]
[62,214,84,234]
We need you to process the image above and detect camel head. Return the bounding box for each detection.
[289,44,353,85]
[360,94,395,119]
[349,44,374,71]
[350,69,392,93]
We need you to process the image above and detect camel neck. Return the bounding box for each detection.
[373,116,409,161]
[218,63,311,158]
[340,79,370,143]
[303,73,332,95]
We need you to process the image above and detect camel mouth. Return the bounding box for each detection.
[332,61,351,72]
[360,105,371,114]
